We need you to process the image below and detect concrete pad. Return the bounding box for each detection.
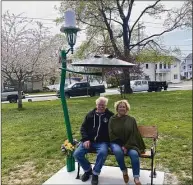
[43,163,164,185]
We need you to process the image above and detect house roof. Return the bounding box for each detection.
[173,57,181,62]
[185,53,192,59]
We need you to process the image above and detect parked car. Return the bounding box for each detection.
[46,84,60,91]
[1,88,25,103]
[118,80,168,92]
[56,82,105,98]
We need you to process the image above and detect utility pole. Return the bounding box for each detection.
[137,22,145,53]
[137,22,141,54]
[137,22,141,81]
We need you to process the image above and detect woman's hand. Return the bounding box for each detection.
[122,146,127,154]
[83,140,91,149]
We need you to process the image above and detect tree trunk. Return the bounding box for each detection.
[69,73,71,84]
[121,50,133,94]
[32,78,34,91]
[42,75,44,88]
[18,81,23,109]
[122,68,133,94]
[155,64,157,81]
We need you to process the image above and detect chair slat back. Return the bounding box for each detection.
[138,126,158,139]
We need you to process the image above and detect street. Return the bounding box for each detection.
[2,81,192,104]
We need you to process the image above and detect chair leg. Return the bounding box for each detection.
[150,156,154,185]
[76,162,80,179]
[149,148,154,185]
[153,167,157,177]
[153,156,157,178]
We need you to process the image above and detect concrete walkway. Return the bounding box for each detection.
[43,163,164,185]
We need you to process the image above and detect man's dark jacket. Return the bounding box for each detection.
[80,108,114,142]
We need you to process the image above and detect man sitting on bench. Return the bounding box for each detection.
[73,97,114,185]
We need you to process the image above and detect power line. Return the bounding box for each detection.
[1,15,176,27]
[159,49,192,51]
[9,16,56,21]
[3,16,175,29]
[4,15,192,31]
[141,21,163,25]
[160,44,192,46]
[42,22,58,25]
[3,16,192,45]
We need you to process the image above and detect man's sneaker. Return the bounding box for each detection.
[81,169,92,182]
[91,174,98,185]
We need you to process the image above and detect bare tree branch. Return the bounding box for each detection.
[130,0,161,33]
[126,0,134,21]
[116,0,125,20]
[121,0,126,8]
[99,0,122,57]
[106,17,123,25]
[130,16,185,50]
[77,13,107,30]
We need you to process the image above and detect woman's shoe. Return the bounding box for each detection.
[134,178,141,185]
[123,171,129,183]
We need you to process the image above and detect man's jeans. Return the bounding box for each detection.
[110,143,140,178]
[73,142,108,175]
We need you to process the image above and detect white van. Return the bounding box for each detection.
[130,80,149,92]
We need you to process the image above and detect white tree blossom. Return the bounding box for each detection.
[1,11,67,108]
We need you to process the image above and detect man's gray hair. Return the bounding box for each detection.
[96,97,108,105]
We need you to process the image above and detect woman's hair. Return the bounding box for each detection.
[96,96,108,105]
[114,99,131,112]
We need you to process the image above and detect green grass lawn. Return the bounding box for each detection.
[2,90,192,185]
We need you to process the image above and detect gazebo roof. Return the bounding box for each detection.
[71,55,135,68]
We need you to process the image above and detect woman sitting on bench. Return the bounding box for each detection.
[109,100,146,185]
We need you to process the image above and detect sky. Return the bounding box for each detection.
[2,1,192,60]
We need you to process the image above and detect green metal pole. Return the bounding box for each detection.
[60,50,75,172]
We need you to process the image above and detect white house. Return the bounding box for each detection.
[24,76,43,92]
[141,57,181,83]
[180,53,192,79]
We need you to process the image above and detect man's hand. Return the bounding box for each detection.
[122,146,127,154]
[83,140,91,149]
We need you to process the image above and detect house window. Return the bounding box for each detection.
[155,64,157,69]
[164,64,166,69]
[168,64,171,69]
[145,76,149,80]
[146,64,148,69]
[174,74,178,79]
[183,66,186,69]
[142,80,148,84]
[189,65,192,69]
[159,63,162,69]
[135,81,141,85]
